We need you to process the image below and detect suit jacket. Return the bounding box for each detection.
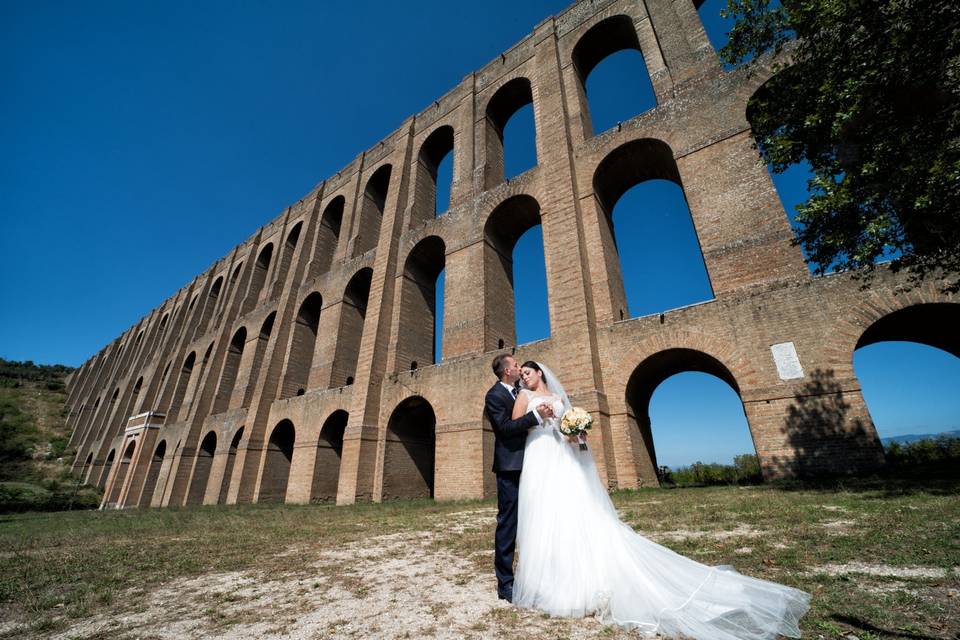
[485,382,538,473]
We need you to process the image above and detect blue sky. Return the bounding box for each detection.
[2,0,957,467]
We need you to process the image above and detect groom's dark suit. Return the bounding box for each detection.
[485,381,539,601]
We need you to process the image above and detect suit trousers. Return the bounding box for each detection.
[494,470,521,597]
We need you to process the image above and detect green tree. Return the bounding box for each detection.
[721,0,960,290]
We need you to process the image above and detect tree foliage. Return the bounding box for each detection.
[721,0,960,290]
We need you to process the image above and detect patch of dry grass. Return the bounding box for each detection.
[0,479,957,639]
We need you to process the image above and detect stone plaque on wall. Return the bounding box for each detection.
[771,342,804,380]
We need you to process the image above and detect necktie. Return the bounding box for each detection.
[511,387,517,399]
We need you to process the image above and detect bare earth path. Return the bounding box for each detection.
[1,483,958,639]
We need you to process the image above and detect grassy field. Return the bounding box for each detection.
[1,477,957,639]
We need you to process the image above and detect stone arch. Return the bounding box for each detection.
[592,138,713,319]
[413,125,455,223]
[241,313,276,407]
[275,221,304,286]
[315,196,344,273]
[106,440,136,505]
[396,236,445,371]
[260,419,295,502]
[484,77,536,188]
[482,194,545,348]
[218,427,244,504]
[248,243,275,304]
[382,396,436,500]
[98,448,116,489]
[571,14,656,137]
[354,165,392,255]
[332,268,373,387]
[842,301,960,453]
[158,312,169,334]
[140,440,166,507]
[311,410,347,502]
[95,386,121,440]
[281,292,323,398]
[186,430,217,505]
[230,262,243,285]
[213,326,246,413]
[197,276,225,334]
[82,451,93,483]
[625,348,746,485]
[167,351,196,418]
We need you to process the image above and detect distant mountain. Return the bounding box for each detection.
[881,430,960,445]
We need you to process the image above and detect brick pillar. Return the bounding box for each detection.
[678,131,809,295]
[337,123,415,505]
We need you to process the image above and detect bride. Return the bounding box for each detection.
[509,360,810,639]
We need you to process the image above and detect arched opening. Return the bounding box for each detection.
[484,77,536,187]
[230,262,243,285]
[382,396,436,500]
[483,195,549,348]
[281,292,323,398]
[593,139,713,319]
[315,196,344,274]
[107,440,136,505]
[624,349,748,485]
[260,419,295,502]
[108,376,145,443]
[572,15,656,137]
[242,313,275,407]
[696,0,736,63]
[311,411,347,502]
[413,125,455,223]
[82,451,93,482]
[745,79,820,273]
[198,276,224,334]
[275,221,303,286]
[158,313,169,335]
[332,268,372,387]
[167,351,196,418]
[134,330,144,348]
[248,243,275,304]
[96,387,121,440]
[139,440,166,507]
[98,448,116,489]
[854,304,960,448]
[355,165,392,255]
[218,427,244,504]
[213,327,246,413]
[396,236,445,370]
[186,431,217,505]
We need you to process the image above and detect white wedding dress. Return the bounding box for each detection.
[513,383,810,639]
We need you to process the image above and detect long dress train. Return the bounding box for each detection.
[512,391,810,640]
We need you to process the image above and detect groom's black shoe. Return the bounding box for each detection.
[497,590,513,602]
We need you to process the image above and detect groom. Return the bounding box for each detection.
[485,354,553,602]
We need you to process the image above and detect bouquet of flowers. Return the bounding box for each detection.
[559,406,593,451]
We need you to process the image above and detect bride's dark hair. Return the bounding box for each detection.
[520,361,541,373]
[520,361,546,389]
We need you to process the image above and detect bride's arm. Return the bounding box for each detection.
[511,391,530,420]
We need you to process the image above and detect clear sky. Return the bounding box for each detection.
[2,0,957,467]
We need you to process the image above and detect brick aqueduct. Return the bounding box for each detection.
[65,0,956,508]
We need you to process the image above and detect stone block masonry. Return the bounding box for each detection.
[64,0,957,508]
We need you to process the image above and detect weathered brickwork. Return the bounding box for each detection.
[65,0,957,509]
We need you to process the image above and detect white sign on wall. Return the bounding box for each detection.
[771,341,804,380]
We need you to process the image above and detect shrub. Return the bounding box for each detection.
[662,454,764,487]
[885,435,960,472]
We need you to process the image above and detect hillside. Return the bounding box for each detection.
[0,359,101,511]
